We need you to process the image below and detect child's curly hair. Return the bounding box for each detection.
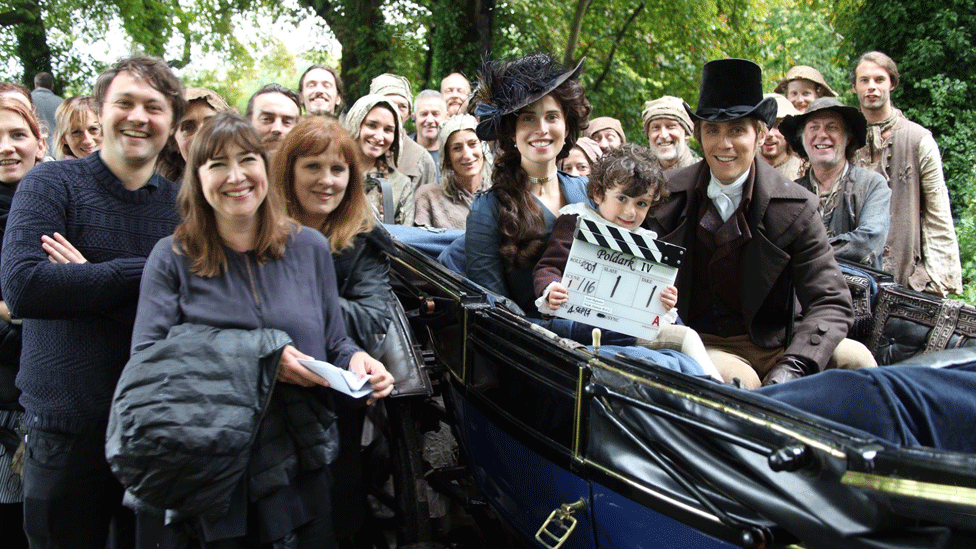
[587,143,670,207]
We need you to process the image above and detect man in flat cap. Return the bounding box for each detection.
[642,95,699,170]
[584,116,625,154]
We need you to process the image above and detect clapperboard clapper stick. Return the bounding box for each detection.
[554,217,685,339]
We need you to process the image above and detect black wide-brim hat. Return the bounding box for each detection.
[779,97,867,160]
[473,54,585,141]
[684,58,778,129]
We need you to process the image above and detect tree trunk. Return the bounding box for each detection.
[304,0,393,101]
[564,0,592,67]
[430,0,493,84]
[10,0,52,88]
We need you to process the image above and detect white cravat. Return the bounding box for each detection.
[706,171,749,222]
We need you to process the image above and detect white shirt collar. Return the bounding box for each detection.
[706,169,749,222]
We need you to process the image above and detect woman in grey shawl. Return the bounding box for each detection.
[341,94,415,225]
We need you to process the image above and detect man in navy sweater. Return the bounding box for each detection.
[1,56,185,548]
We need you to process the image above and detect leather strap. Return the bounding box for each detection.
[366,176,396,224]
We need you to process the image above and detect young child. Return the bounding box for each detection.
[533,143,721,380]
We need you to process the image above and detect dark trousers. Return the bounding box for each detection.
[757,363,976,452]
[21,424,134,549]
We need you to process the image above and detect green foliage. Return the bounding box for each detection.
[0,0,273,94]
[186,40,298,112]
[428,0,480,87]
[836,0,976,217]
[11,0,52,85]
[114,0,173,57]
[951,166,976,303]
[749,1,847,98]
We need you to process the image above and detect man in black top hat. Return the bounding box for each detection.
[779,97,891,270]
[644,58,874,389]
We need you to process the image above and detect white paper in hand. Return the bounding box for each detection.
[298,358,372,399]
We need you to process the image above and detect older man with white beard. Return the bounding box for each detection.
[642,95,699,170]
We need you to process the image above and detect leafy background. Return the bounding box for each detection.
[1,0,973,300]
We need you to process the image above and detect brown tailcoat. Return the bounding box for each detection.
[645,159,853,371]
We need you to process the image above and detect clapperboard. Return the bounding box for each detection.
[554,216,685,339]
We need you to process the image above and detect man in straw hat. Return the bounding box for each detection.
[773,65,838,113]
[644,59,875,389]
[780,97,891,270]
[642,95,699,170]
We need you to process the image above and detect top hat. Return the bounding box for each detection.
[778,97,867,160]
[684,59,777,128]
[472,54,585,141]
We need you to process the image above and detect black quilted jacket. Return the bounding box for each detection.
[106,324,338,520]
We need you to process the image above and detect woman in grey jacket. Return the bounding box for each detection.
[272,115,396,547]
[131,112,393,548]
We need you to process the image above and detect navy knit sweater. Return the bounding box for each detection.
[0,153,180,433]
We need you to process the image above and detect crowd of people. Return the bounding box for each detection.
[0,45,965,548]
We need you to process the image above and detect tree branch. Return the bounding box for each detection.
[0,11,31,26]
[591,0,644,92]
[563,0,593,67]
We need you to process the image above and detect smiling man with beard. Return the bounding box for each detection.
[780,97,891,269]
[440,72,471,116]
[299,64,343,116]
[759,93,804,181]
[0,55,185,548]
[642,95,699,170]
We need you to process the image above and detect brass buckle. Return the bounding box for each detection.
[534,498,586,549]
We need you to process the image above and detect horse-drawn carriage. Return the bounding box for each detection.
[377,234,976,549]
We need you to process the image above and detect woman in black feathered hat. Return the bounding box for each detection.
[465,53,592,316]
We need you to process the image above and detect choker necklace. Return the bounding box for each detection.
[528,171,558,194]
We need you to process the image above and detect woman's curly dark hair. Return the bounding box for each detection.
[493,77,591,270]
